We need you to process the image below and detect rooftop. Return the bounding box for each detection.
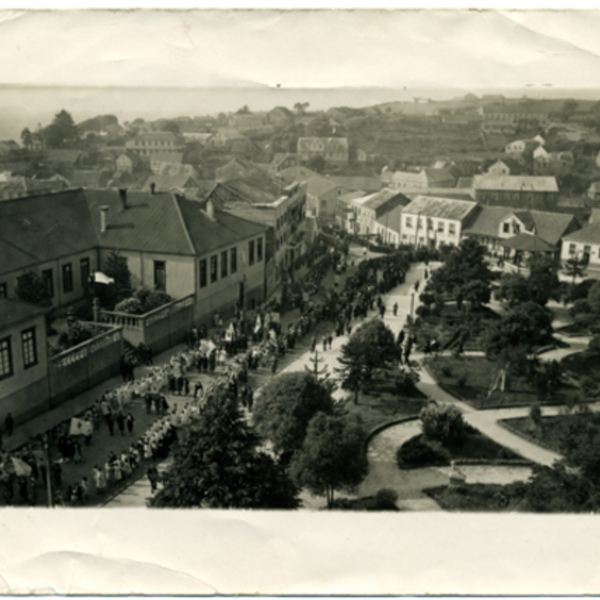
[473,175,559,193]
[403,195,478,221]
[563,221,600,245]
[135,132,177,142]
[0,298,48,330]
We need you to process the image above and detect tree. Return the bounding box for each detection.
[527,254,560,306]
[306,154,326,173]
[305,113,331,137]
[103,250,132,304]
[16,271,52,307]
[459,279,491,312]
[293,102,310,115]
[496,273,530,308]
[151,392,298,508]
[559,99,579,122]
[44,109,79,148]
[563,256,588,287]
[337,320,399,404]
[419,403,466,447]
[236,105,251,115]
[253,372,334,459]
[161,120,180,135]
[428,238,492,299]
[289,412,368,508]
[21,127,32,151]
[304,350,337,394]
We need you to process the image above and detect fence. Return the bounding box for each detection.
[99,294,196,355]
[48,323,123,408]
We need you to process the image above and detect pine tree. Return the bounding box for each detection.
[104,250,132,303]
[304,349,337,394]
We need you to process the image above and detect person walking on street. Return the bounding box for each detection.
[125,412,134,435]
[147,466,159,494]
[106,412,114,436]
[116,412,125,436]
[393,302,398,316]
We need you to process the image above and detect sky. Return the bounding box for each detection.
[2,10,600,137]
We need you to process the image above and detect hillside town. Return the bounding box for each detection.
[3,93,600,512]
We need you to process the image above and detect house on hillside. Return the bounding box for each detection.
[149,151,184,175]
[388,168,455,191]
[400,195,478,248]
[472,175,559,210]
[486,158,527,177]
[126,132,179,156]
[481,104,551,128]
[297,137,349,164]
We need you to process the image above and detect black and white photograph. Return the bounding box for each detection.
[1,6,600,594]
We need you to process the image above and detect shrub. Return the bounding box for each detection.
[420,403,467,447]
[371,488,399,510]
[396,436,451,469]
[415,305,431,318]
[456,373,468,387]
[441,365,453,378]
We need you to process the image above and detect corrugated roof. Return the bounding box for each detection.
[473,175,559,192]
[0,298,47,329]
[403,195,477,221]
[361,189,410,212]
[0,190,97,273]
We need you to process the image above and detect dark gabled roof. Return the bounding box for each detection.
[0,190,97,273]
[529,211,578,246]
[463,205,515,237]
[500,233,556,252]
[0,298,47,329]
[85,189,195,255]
[361,189,411,213]
[178,199,266,255]
[513,211,536,231]
[564,221,600,245]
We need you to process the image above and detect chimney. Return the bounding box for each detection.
[150,182,156,195]
[119,188,128,210]
[100,205,109,233]
[205,199,215,220]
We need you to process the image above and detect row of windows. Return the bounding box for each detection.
[0,328,38,381]
[404,217,457,236]
[0,259,90,301]
[135,140,175,147]
[198,239,263,289]
[568,244,593,256]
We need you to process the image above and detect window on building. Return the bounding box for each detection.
[449,223,457,236]
[569,244,576,255]
[199,259,207,288]
[257,238,263,262]
[249,240,255,266]
[154,261,166,291]
[405,217,413,229]
[0,283,6,299]
[210,255,218,283]
[437,222,444,233]
[80,258,90,289]
[502,223,510,233]
[21,327,37,369]
[231,248,237,274]
[221,251,228,278]
[62,263,73,294]
[42,269,53,298]
[0,337,13,380]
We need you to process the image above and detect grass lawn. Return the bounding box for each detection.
[501,411,600,456]
[338,373,428,433]
[413,303,500,352]
[397,427,525,470]
[426,356,574,409]
[425,482,528,512]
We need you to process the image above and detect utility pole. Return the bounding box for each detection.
[42,433,53,508]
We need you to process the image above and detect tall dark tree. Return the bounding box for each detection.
[20,127,32,151]
[290,413,368,508]
[103,250,132,304]
[496,272,530,308]
[527,254,560,306]
[253,372,334,459]
[151,392,299,508]
[44,109,79,148]
[337,319,399,404]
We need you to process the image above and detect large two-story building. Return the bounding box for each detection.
[125,132,179,156]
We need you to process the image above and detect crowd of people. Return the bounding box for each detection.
[0,237,431,507]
